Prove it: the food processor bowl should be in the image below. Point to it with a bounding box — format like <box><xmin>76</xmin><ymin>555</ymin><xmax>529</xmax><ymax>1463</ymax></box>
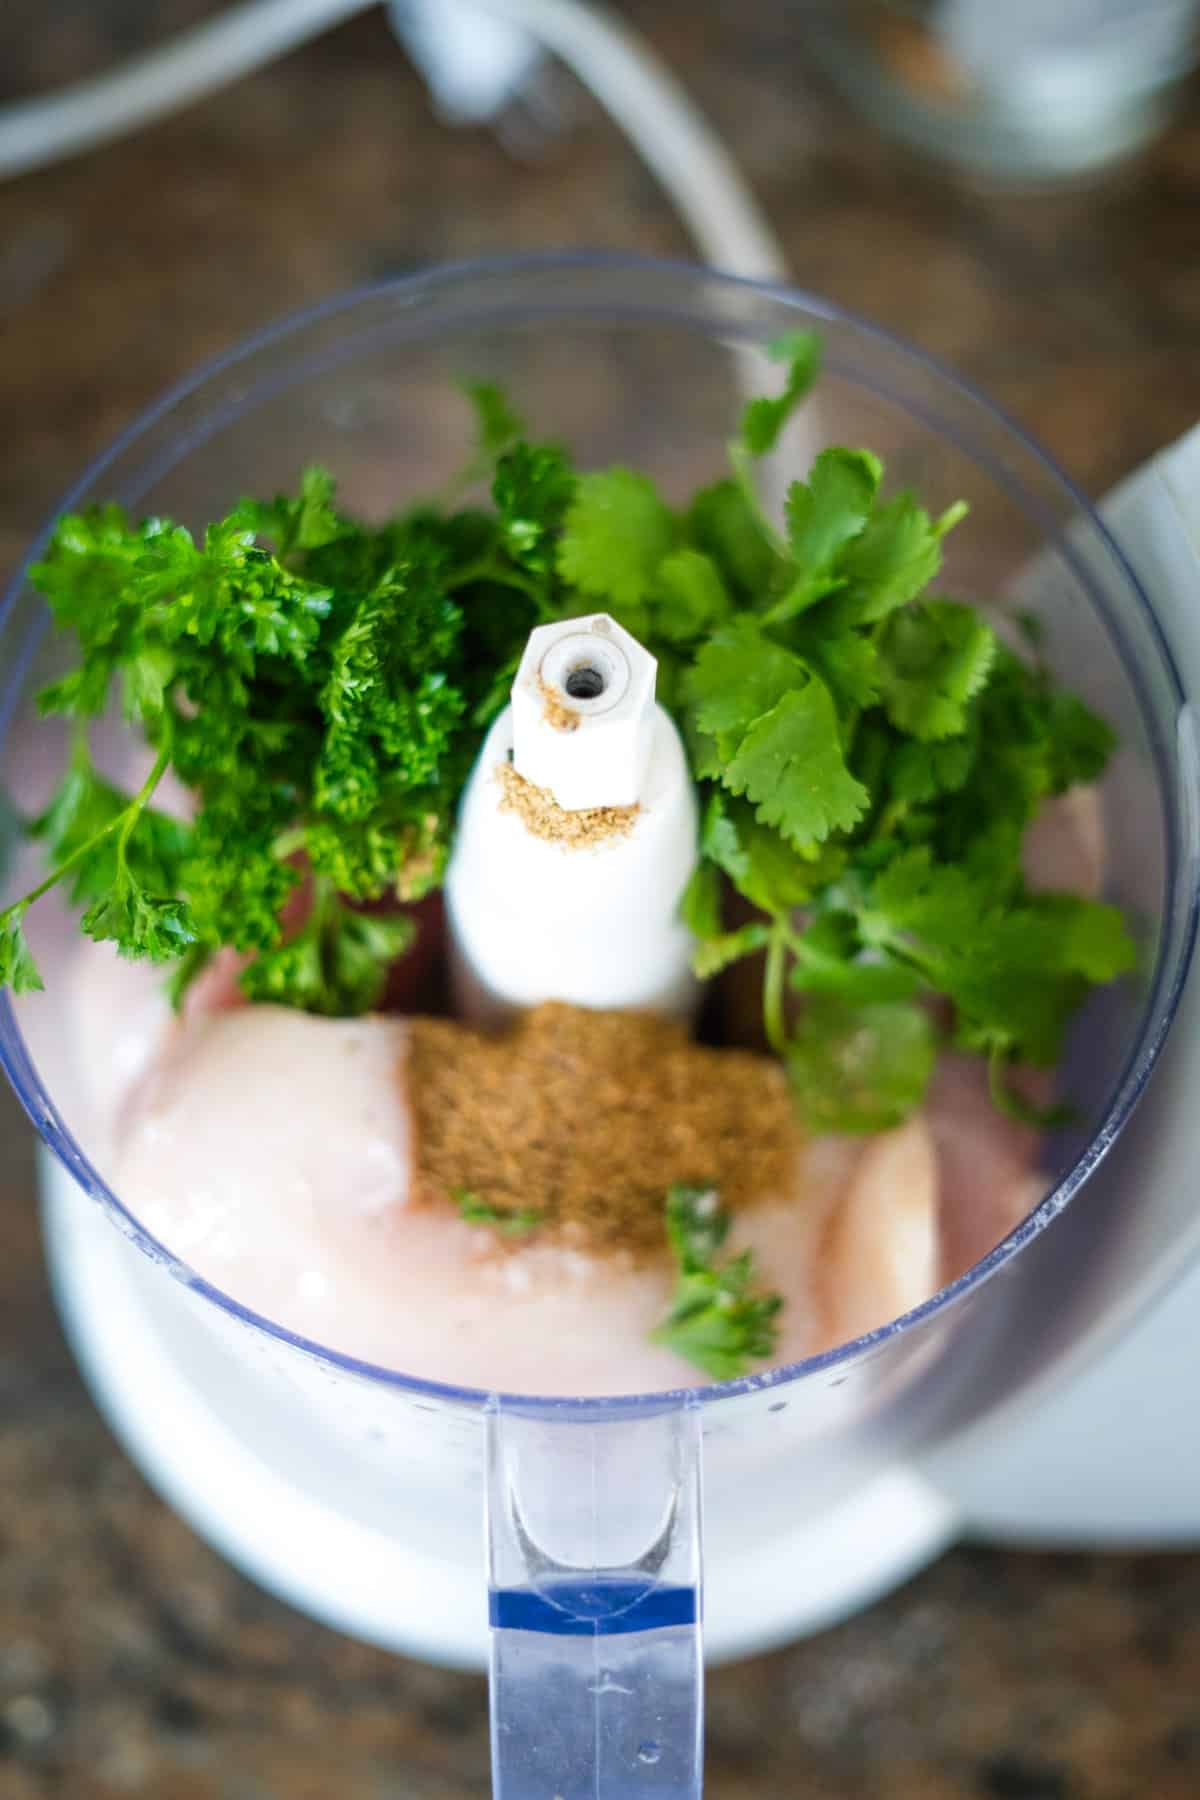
<box><xmin>1</xmin><ymin>255</ymin><xmax>1196</xmax><ymax>1789</ymax></box>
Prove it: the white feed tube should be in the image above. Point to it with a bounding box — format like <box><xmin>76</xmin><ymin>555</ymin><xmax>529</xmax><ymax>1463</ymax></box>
<box><xmin>444</xmin><ymin>613</ymin><xmax>699</xmax><ymax>1023</ymax></box>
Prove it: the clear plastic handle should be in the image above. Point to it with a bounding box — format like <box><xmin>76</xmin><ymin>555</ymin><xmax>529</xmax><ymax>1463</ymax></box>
<box><xmin>486</xmin><ymin>1397</ymin><xmax>704</xmax><ymax>1797</ymax></box>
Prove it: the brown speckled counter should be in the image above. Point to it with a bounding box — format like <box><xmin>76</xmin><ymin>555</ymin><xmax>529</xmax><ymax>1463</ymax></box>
<box><xmin>3</xmin><ymin>6</ymin><xmax>1200</xmax><ymax>1795</ymax></box>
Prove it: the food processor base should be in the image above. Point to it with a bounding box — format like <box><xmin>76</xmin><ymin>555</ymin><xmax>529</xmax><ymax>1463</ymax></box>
<box><xmin>40</xmin><ymin>1164</ymin><xmax>957</xmax><ymax>1669</ymax></box>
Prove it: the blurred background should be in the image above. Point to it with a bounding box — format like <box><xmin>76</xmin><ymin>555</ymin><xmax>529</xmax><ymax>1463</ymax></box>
<box><xmin>2</xmin><ymin>3</ymin><xmax>1200</xmax><ymax>1796</ymax></box>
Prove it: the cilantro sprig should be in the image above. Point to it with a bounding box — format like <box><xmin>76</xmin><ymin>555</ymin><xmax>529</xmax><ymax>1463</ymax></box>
<box><xmin>3</xmin><ymin>345</ymin><xmax>1134</xmax><ymax>1143</ymax></box>
<box><xmin>652</xmin><ymin>1183</ymin><xmax>782</xmax><ymax>1380</ymax></box>
<box><xmin>670</xmin><ymin>338</ymin><xmax>1134</xmax><ymax>1131</ymax></box>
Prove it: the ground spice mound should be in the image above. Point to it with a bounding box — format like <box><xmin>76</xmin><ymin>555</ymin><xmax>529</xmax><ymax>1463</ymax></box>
<box><xmin>407</xmin><ymin>1002</ymin><xmax>800</xmax><ymax>1254</ymax></box>
<box><xmin>495</xmin><ymin>761</ymin><xmax>638</xmax><ymax>848</ymax></box>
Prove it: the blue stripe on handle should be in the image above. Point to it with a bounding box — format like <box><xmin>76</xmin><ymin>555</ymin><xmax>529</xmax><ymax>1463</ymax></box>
<box><xmin>490</xmin><ymin>1579</ymin><xmax>698</xmax><ymax>1637</ymax></box>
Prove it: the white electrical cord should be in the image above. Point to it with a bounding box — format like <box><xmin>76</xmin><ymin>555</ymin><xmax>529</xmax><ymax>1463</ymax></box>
<box><xmin>0</xmin><ymin>0</ymin><xmax>784</xmax><ymax>279</ymax></box>
<box><xmin>0</xmin><ymin>0</ymin><xmax>375</xmax><ymax>181</ymax></box>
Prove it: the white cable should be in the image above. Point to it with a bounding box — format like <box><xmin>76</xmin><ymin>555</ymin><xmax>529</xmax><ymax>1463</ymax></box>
<box><xmin>0</xmin><ymin>0</ymin><xmax>784</xmax><ymax>279</ymax></box>
<box><xmin>0</xmin><ymin>0</ymin><xmax>376</xmax><ymax>182</ymax></box>
<box><xmin>464</xmin><ymin>0</ymin><xmax>784</xmax><ymax>277</ymax></box>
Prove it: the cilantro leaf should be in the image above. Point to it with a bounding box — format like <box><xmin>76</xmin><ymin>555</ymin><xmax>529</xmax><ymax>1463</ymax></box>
<box><xmin>680</xmin><ymin>858</ymin><xmax>722</xmax><ymax>940</ymax></box>
<box><xmin>858</xmin><ymin>847</ymin><xmax>1137</xmax><ymax>1067</ymax></box>
<box><xmin>701</xmin><ymin>790</ymin><xmax>838</xmax><ymax>916</ymax></box>
<box><xmin>837</xmin><ymin>493</ymin><xmax>956</xmax><ymax>625</ymax></box>
<box><xmin>686</xmin><ymin>477</ymin><xmax>780</xmax><ymax>601</ymax></box>
<box><xmin>684</xmin><ymin>617</ymin><xmax>803</xmax><ymax>742</ymax></box>
<box><xmin>692</xmin><ymin>921</ymin><xmax>771</xmax><ymax>979</ymax></box>
<box><xmin>788</xmin><ymin>912</ymin><xmax>921</xmax><ymax>1004</ymax></box>
<box><xmin>557</xmin><ymin>469</ymin><xmax>675</xmax><ymax>612</ymax></box>
<box><xmin>771</xmin><ymin>448</ymin><xmax>882</xmax><ymax>617</ymax></box>
<box><xmin>725</xmin><ymin>681</ymin><xmax>869</xmax><ymax>851</ymax></box>
<box><xmin>1045</xmin><ymin>692</ymin><xmax>1117</xmax><ymax>791</ymax></box>
<box><xmin>652</xmin><ymin>1184</ymin><xmax>782</xmax><ymax>1380</ymax></box>
<box><xmin>455</xmin><ymin>1189</ymin><xmax>544</xmax><ymax>1236</ymax></box>
<box><xmin>653</xmin><ymin>549</ymin><xmax>731</xmax><ymax>645</ymax></box>
<box><xmin>787</xmin><ymin>995</ymin><xmax>936</xmax><ymax>1133</ymax></box>
<box><xmin>877</xmin><ymin>600</ymin><xmax>997</xmax><ymax>741</ymax></box>
<box><xmin>887</xmin><ymin>737</ymin><xmax>975</xmax><ymax>805</ymax></box>
<box><xmin>788</xmin><ymin>616</ymin><xmax>880</xmax><ymax>715</ymax></box>
<box><xmin>738</xmin><ymin>332</ymin><xmax>822</xmax><ymax>456</ymax></box>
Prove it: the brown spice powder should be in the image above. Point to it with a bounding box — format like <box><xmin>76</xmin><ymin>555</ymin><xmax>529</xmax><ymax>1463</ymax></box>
<box><xmin>495</xmin><ymin>762</ymin><xmax>638</xmax><ymax>848</ymax></box>
<box><xmin>407</xmin><ymin>1002</ymin><xmax>800</xmax><ymax>1254</ymax></box>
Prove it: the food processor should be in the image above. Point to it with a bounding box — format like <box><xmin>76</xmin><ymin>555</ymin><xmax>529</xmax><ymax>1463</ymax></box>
<box><xmin>1</xmin><ymin>255</ymin><xmax>1198</xmax><ymax>1796</ymax></box>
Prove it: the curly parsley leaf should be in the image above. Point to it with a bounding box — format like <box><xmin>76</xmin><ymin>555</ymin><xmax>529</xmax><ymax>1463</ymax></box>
<box><xmin>652</xmin><ymin>1183</ymin><xmax>782</xmax><ymax>1380</ymax></box>
<box><xmin>315</xmin><ymin>558</ymin><xmax>465</xmax><ymax>822</ymax></box>
<box><xmin>462</xmin><ymin>380</ymin><xmax>526</xmax><ymax>460</ymax></box>
<box><xmin>0</xmin><ymin>909</ymin><xmax>43</xmax><ymax>994</ymax></box>
<box><xmin>238</xmin><ymin>892</ymin><xmax>415</xmax><ymax>1017</ymax></box>
<box><xmin>492</xmin><ymin>442</ymin><xmax>576</xmax><ymax>576</ymax></box>
<box><xmin>235</xmin><ymin>466</ymin><xmax>343</xmax><ymax>558</ymax></box>
<box><xmin>82</xmin><ymin>883</ymin><xmax>197</xmax><ymax>963</ymax></box>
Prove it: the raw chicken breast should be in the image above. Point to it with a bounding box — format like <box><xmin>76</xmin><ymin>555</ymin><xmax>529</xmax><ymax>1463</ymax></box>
<box><xmin>106</xmin><ymin>1000</ymin><xmax>867</xmax><ymax>1392</ymax></box>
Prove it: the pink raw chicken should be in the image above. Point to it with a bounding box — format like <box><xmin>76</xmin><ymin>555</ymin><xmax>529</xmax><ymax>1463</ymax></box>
<box><xmin>47</xmin><ymin>783</ymin><xmax>1103</xmax><ymax>1393</ymax></box>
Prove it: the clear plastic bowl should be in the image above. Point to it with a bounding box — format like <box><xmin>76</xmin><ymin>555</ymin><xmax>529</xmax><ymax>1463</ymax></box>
<box><xmin>1</xmin><ymin>255</ymin><xmax>1196</xmax><ymax>1793</ymax></box>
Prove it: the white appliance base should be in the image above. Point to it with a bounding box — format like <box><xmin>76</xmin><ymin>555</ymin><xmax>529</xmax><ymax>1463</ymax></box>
<box><xmin>41</xmin><ymin>1174</ymin><xmax>957</xmax><ymax>1670</ymax></box>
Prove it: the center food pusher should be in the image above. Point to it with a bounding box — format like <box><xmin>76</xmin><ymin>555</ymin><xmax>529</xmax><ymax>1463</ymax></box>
<box><xmin>2</xmin><ymin>256</ymin><xmax>1198</xmax><ymax>1797</ymax></box>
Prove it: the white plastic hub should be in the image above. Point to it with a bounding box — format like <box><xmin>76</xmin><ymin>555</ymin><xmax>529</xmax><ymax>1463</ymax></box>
<box><xmin>446</xmin><ymin>614</ymin><xmax>699</xmax><ymax>1023</ymax></box>
<box><xmin>511</xmin><ymin>613</ymin><xmax>657</xmax><ymax>811</ymax></box>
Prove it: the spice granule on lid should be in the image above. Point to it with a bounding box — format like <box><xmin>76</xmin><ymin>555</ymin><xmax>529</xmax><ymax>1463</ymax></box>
<box><xmin>407</xmin><ymin>1002</ymin><xmax>801</xmax><ymax>1254</ymax></box>
<box><xmin>494</xmin><ymin>762</ymin><xmax>638</xmax><ymax>848</ymax></box>
<box><xmin>538</xmin><ymin>676</ymin><xmax>581</xmax><ymax>733</ymax></box>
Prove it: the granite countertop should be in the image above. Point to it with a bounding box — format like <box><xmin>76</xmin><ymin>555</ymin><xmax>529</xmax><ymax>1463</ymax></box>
<box><xmin>3</xmin><ymin>5</ymin><xmax>1200</xmax><ymax>1795</ymax></box>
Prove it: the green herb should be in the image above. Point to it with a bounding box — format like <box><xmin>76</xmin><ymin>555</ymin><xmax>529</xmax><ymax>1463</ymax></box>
<box><xmin>652</xmin><ymin>1183</ymin><xmax>782</xmax><ymax>1380</ymax></box>
<box><xmin>454</xmin><ymin>1189</ymin><xmax>545</xmax><ymax>1237</ymax></box>
<box><xmin>2</xmin><ymin>342</ymin><xmax>1134</xmax><ymax>1141</ymax></box>
<box><xmin>738</xmin><ymin>331</ymin><xmax>822</xmax><ymax>456</ymax></box>
<box><xmin>673</xmin><ymin>338</ymin><xmax>1133</xmax><ymax>1130</ymax></box>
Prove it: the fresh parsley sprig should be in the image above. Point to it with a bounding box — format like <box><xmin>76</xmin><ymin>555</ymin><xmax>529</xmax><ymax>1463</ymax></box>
<box><xmin>652</xmin><ymin>1183</ymin><xmax>782</xmax><ymax>1380</ymax></box>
